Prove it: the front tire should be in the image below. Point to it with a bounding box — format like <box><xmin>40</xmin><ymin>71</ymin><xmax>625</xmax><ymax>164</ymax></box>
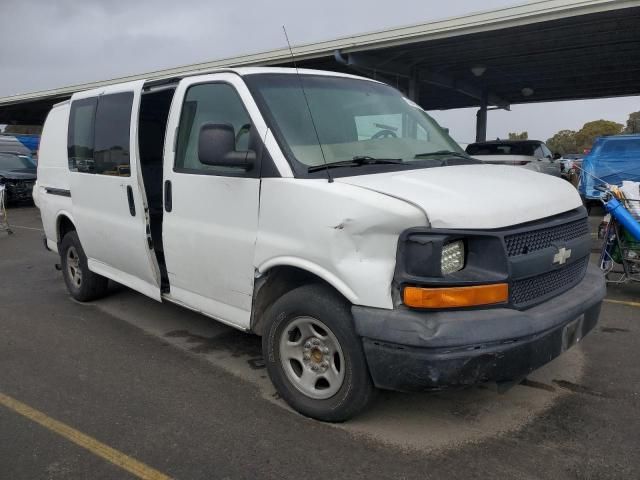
<box><xmin>60</xmin><ymin>231</ymin><xmax>109</xmax><ymax>302</ymax></box>
<box><xmin>262</xmin><ymin>284</ymin><xmax>375</xmax><ymax>422</ymax></box>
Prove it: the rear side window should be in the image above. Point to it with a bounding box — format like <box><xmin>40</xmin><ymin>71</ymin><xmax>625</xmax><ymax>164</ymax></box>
<box><xmin>94</xmin><ymin>92</ymin><xmax>133</xmax><ymax>176</ymax></box>
<box><xmin>68</xmin><ymin>92</ymin><xmax>133</xmax><ymax>176</ymax></box>
<box><xmin>68</xmin><ymin>98</ymin><xmax>97</xmax><ymax>172</ymax></box>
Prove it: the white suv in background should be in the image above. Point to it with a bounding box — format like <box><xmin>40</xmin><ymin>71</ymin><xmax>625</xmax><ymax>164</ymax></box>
<box><xmin>466</xmin><ymin>140</ymin><xmax>562</xmax><ymax>177</ymax></box>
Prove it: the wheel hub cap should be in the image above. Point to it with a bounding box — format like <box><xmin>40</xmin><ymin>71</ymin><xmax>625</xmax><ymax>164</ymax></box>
<box><xmin>66</xmin><ymin>246</ymin><xmax>82</xmax><ymax>288</ymax></box>
<box><xmin>303</xmin><ymin>338</ymin><xmax>330</xmax><ymax>373</ymax></box>
<box><xmin>279</xmin><ymin>316</ymin><xmax>345</xmax><ymax>400</ymax></box>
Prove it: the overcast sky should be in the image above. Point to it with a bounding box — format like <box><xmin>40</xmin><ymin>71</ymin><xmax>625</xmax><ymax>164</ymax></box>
<box><xmin>2</xmin><ymin>0</ymin><xmax>638</xmax><ymax>142</ymax></box>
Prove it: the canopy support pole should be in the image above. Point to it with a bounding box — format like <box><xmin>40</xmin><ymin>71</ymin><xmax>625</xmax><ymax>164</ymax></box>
<box><xmin>475</xmin><ymin>92</ymin><xmax>488</xmax><ymax>142</ymax></box>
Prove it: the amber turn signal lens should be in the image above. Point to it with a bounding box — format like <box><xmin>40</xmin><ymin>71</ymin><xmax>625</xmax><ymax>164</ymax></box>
<box><xmin>403</xmin><ymin>283</ymin><xmax>509</xmax><ymax>308</ymax></box>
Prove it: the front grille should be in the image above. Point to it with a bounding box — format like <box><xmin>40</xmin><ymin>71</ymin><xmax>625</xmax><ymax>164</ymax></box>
<box><xmin>504</xmin><ymin>218</ymin><xmax>589</xmax><ymax>257</ymax></box>
<box><xmin>511</xmin><ymin>256</ymin><xmax>589</xmax><ymax>307</ymax></box>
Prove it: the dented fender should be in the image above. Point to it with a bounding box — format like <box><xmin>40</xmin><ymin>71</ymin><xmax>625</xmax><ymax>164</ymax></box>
<box><xmin>254</xmin><ymin>178</ymin><xmax>427</xmax><ymax>309</ymax></box>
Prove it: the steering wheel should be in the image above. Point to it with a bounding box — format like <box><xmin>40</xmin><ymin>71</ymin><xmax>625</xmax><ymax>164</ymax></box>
<box><xmin>236</xmin><ymin>123</ymin><xmax>251</xmax><ymax>146</ymax></box>
<box><xmin>371</xmin><ymin>129</ymin><xmax>397</xmax><ymax>140</ymax></box>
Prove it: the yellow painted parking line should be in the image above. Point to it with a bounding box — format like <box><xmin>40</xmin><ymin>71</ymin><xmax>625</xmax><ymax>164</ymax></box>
<box><xmin>604</xmin><ymin>298</ymin><xmax>640</xmax><ymax>308</ymax></box>
<box><xmin>0</xmin><ymin>392</ymin><xmax>171</xmax><ymax>480</ymax></box>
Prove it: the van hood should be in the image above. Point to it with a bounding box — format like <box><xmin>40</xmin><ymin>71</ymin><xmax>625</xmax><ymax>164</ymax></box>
<box><xmin>335</xmin><ymin>164</ymin><xmax>582</xmax><ymax>229</ymax></box>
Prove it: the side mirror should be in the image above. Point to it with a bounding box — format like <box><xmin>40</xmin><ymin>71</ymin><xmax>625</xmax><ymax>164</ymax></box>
<box><xmin>198</xmin><ymin>123</ymin><xmax>255</xmax><ymax>170</ymax></box>
<box><xmin>553</xmin><ymin>153</ymin><xmax>562</xmax><ymax>160</ymax></box>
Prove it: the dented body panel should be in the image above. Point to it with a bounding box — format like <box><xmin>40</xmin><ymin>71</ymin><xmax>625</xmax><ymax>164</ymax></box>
<box><xmin>255</xmin><ymin>178</ymin><xmax>426</xmax><ymax>309</ymax></box>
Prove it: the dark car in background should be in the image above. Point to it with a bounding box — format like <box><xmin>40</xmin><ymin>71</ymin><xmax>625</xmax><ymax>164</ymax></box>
<box><xmin>0</xmin><ymin>152</ymin><xmax>37</xmax><ymax>204</ymax></box>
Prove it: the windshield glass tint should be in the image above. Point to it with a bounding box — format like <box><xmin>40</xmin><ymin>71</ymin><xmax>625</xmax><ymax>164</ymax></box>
<box><xmin>0</xmin><ymin>153</ymin><xmax>35</xmax><ymax>169</ymax></box>
<box><xmin>246</xmin><ymin>74</ymin><xmax>463</xmax><ymax>170</ymax></box>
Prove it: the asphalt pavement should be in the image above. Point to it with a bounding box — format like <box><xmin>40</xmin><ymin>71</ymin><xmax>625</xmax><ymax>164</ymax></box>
<box><xmin>1</xmin><ymin>206</ymin><xmax>639</xmax><ymax>479</ymax></box>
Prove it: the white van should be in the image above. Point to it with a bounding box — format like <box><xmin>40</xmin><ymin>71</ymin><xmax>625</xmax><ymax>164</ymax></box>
<box><xmin>35</xmin><ymin>68</ymin><xmax>605</xmax><ymax>421</ymax></box>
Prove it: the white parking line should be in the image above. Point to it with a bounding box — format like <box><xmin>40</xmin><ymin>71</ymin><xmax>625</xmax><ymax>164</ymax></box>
<box><xmin>6</xmin><ymin>224</ymin><xmax>43</xmax><ymax>231</ymax></box>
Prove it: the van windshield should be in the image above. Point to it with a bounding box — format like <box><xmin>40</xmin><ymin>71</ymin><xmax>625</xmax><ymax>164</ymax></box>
<box><xmin>245</xmin><ymin>73</ymin><xmax>470</xmax><ymax>176</ymax></box>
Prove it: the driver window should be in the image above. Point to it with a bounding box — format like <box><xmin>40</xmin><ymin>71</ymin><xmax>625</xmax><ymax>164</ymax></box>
<box><xmin>175</xmin><ymin>83</ymin><xmax>252</xmax><ymax>174</ymax></box>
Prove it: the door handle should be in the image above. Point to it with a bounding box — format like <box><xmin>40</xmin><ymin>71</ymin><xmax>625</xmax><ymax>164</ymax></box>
<box><xmin>126</xmin><ymin>185</ymin><xmax>136</xmax><ymax>216</ymax></box>
<box><xmin>164</xmin><ymin>180</ymin><xmax>172</xmax><ymax>212</ymax></box>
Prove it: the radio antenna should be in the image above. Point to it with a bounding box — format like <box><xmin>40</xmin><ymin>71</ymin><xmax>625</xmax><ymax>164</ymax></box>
<box><xmin>282</xmin><ymin>25</ymin><xmax>333</xmax><ymax>183</ymax></box>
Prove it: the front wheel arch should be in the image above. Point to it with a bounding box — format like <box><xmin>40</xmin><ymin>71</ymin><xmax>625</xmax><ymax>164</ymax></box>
<box><xmin>251</xmin><ymin>265</ymin><xmax>352</xmax><ymax>336</ymax></box>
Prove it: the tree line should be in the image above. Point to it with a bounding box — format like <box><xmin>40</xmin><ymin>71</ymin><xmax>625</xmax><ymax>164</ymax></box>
<box><xmin>507</xmin><ymin>111</ymin><xmax>639</xmax><ymax>154</ymax></box>
<box><xmin>545</xmin><ymin>111</ymin><xmax>640</xmax><ymax>155</ymax></box>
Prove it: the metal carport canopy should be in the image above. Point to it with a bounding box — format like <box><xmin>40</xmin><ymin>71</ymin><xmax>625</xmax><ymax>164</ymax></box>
<box><xmin>1</xmin><ymin>0</ymin><xmax>639</xmax><ymax>127</ymax></box>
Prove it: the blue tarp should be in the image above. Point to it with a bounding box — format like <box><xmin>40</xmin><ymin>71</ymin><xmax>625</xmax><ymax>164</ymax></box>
<box><xmin>13</xmin><ymin>134</ymin><xmax>40</xmax><ymax>153</ymax></box>
<box><xmin>580</xmin><ymin>134</ymin><xmax>640</xmax><ymax>199</ymax></box>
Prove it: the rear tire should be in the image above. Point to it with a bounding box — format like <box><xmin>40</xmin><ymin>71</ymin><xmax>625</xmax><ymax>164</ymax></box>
<box><xmin>60</xmin><ymin>231</ymin><xmax>109</xmax><ymax>302</ymax></box>
<box><xmin>262</xmin><ymin>284</ymin><xmax>375</xmax><ymax>422</ymax></box>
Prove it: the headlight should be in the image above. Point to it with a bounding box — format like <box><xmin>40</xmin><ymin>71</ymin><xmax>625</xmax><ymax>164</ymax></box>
<box><xmin>441</xmin><ymin>240</ymin><xmax>464</xmax><ymax>274</ymax></box>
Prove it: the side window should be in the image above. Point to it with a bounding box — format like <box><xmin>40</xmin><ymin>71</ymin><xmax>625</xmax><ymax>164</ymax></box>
<box><xmin>93</xmin><ymin>92</ymin><xmax>133</xmax><ymax>176</ymax></box>
<box><xmin>541</xmin><ymin>144</ymin><xmax>553</xmax><ymax>158</ymax></box>
<box><xmin>68</xmin><ymin>97</ymin><xmax>97</xmax><ymax>173</ymax></box>
<box><xmin>175</xmin><ymin>83</ymin><xmax>253</xmax><ymax>175</ymax></box>
<box><xmin>68</xmin><ymin>92</ymin><xmax>133</xmax><ymax>176</ymax></box>
<box><xmin>534</xmin><ymin>145</ymin><xmax>545</xmax><ymax>159</ymax></box>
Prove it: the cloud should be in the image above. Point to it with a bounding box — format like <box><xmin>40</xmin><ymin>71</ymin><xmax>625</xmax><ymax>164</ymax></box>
<box><xmin>2</xmin><ymin>0</ymin><xmax>637</xmax><ymax>140</ymax></box>
<box><xmin>0</xmin><ymin>0</ymin><xmax>518</xmax><ymax>95</ymax></box>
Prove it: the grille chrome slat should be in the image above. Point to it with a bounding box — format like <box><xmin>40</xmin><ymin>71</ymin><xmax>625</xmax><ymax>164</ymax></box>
<box><xmin>504</xmin><ymin>218</ymin><xmax>589</xmax><ymax>257</ymax></box>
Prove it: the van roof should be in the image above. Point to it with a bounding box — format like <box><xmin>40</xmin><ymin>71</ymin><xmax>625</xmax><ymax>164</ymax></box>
<box><xmin>73</xmin><ymin>67</ymin><xmax>381</xmax><ymax>98</ymax></box>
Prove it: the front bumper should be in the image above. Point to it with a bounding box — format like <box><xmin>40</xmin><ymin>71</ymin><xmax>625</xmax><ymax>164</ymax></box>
<box><xmin>352</xmin><ymin>264</ymin><xmax>605</xmax><ymax>392</ymax></box>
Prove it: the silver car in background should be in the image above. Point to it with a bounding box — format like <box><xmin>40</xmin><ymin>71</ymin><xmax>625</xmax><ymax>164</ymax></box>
<box><xmin>466</xmin><ymin>140</ymin><xmax>562</xmax><ymax>177</ymax></box>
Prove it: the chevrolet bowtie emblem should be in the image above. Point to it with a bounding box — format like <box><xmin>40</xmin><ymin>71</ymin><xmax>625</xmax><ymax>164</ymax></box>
<box><xmin>553</xmin><ymin>247</ymin><xmax>572</xmax><ymax>265</ymax></box>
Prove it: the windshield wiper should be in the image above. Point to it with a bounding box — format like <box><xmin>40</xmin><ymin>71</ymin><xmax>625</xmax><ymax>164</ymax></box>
<box><xmin>308</xmin><ymin>156</ymin><xmax>403</xmax><ymax>172</ymax></box>
<box><xmin>414</xmin><ymin>150</ymin><xmax>470</xmax><ymax>159</ymax></box>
